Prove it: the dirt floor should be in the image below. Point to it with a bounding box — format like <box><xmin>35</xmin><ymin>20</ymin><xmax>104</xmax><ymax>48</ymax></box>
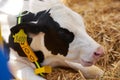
<box><xmin>45</xmin><ymin>0</ymin><xmax>120</xmax><ymax>80</ymax></box>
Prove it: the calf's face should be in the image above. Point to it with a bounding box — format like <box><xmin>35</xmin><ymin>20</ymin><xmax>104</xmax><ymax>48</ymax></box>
<box><xmin>10</xmin><ymin>9</ymin><xmax>104</xmax><ymax>67</ymax></box>
<box><xmin>49</xmin><ymin>9</ymin><xmax>104</xmax><ymax>66</ymax></box>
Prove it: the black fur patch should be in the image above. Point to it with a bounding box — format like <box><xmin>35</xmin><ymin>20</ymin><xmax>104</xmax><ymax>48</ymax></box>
<box><xmin>9</xmin><ymin>10</ymin><xmax>74</xmax><ymax>59</ymax></box>
<box><xmin>44</xmin><ymin>27</ymin><xmax>74</xmax><ymax>56</ymax></box>
<box><xmin>34</xmin><ymin>51</ymin><xmax>44</xmax><ymax>63</ymax></box>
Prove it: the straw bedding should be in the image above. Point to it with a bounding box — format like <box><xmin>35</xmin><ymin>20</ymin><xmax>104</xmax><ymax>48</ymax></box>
<box><xmin>45</xmin><ymin>0</ymin><xmax>120</xmax><ymax>79</ymax></box>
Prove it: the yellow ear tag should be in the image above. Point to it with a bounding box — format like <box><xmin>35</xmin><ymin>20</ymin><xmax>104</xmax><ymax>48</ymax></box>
<box><xmin>35</xmin><ymin>66</ymin><xmax>52</xmax><ymax>74</ymax></box>
<box><xmin>13</xmin><ymin>29</ymin><xmax>27</xmax><ymax>44</ymax></box>
<box><xmin>13</xmin><ymin>29</ymin><xmax>38</xmax><ymax>62</ymax></box>
<box><xmin>13</xmin><ymin>29</ymin><xmax>52</xmax><ymax>75</ymax></box>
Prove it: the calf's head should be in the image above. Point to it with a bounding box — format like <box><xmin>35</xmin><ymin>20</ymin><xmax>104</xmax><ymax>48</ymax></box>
<box><xmin>10</xmin><ymin>9</ymin><xmax>104</xmax><ymax>67</ymax></box>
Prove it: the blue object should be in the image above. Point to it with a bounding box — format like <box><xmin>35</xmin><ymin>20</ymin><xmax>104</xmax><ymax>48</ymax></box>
<box><xmin>0</xmin><ymin>50</ymin><xmax>11</xmax><ymax>80</ymax></box>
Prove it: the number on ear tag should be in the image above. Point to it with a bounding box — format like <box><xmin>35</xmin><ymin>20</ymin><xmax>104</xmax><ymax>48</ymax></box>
<box><xmin>13</xmin><ymin>29</ymin><xmax>27</xmax><ymax>44</ymax></box>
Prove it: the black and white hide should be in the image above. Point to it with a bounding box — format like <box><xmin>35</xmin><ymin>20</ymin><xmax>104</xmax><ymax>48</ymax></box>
<box><xmin>0</xmin><ymin>0</ymin><xmax>104</xmax><ymax>80</ymax></box>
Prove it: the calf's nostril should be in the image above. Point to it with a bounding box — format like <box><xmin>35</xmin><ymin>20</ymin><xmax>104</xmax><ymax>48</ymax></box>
<box><xmin>94</xmin><ymin>47</ymin><xmax>104</xmax><ymax>57</ymax></box>
<box><xmin>94</xmin><ymin>52</ymin><xmax>101</xmax><ymax>56</ymax></box>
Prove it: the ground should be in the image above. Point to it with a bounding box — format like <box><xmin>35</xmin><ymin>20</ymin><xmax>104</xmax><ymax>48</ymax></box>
<box><xmin>45</xmin><ymin>0</ymin><xmax>120</xmax><ymax>80</ymax></box>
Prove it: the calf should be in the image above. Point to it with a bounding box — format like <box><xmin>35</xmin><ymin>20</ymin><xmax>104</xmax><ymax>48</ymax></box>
<box><xmin>0</xmin><ymin>0</ymin><xmax>104</xmax><ymax>79</ymax></box>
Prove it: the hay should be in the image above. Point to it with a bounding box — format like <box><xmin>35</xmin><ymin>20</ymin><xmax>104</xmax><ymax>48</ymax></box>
<box><xmin>45</xmin><ymin>0</ymin><xmax>120</xmax><ymax>79</ymax></box>
<box><xmin>45</xmin><ymin>67</ymin><xmax>86</xmax><ymax>80</ymax></box>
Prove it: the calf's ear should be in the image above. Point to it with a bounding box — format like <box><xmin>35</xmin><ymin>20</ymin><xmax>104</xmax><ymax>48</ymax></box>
<box><xmin>10</xmin><ymin>24</ymin><xmax>26</xmax><ymax>34</ymax></box>
<box><xmin>10</xmin><ymin>23</ymin><xmax>40</xmax><ymax>34</ymax></box>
